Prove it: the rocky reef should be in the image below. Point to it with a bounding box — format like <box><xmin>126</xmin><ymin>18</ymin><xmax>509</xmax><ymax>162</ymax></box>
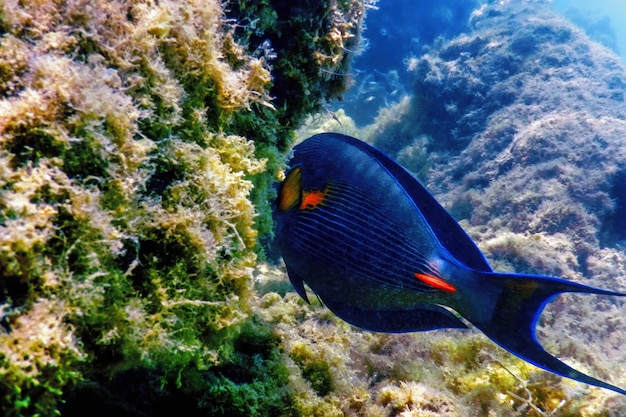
<box><xmin>4</xmin><ymin>0</ymin><xmax>626</xmax><ymax>416</ymax></box>
<box><xmin>373</xmin><ymin>0</ymin><xmax>626</xmax><ymax>287</ymax></box>
<box><xmin>280</xmin><ymin>1</ymin><xmax>626</xmax><ymax>415</ymax></box>
<box><xmin>0</xmin><ymin>0</ymin><xmax>367</xmax><ymax>415</ymax></box>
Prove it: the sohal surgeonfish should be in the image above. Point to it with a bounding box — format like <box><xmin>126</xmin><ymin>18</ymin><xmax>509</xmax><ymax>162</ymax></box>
<box><xmin>273</xmin><ymin>132</ymin><xmax>626</xmax><ymax>395</ymax></box>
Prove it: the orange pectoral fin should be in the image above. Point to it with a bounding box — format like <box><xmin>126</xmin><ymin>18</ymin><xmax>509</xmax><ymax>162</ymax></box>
<box><xmin>414</xmin><ymin>273</ymin><xmax>457</xmax><ymax>293</ymax></box>
<box><xmin>278</xmin><ymin>167</ymin><xmax>302</xmax><ymax>212</ymax></box>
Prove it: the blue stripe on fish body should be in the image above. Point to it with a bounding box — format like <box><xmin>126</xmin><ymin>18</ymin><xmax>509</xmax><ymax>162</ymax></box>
<box><xmin>273</xmin><ymin>132</ymin><xmax>626</xmax><ymax>395</ymax></box>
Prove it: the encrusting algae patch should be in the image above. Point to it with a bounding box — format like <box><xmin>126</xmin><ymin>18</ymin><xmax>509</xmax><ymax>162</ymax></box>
<box><xmin>0</xmin><ymin>0</ymin><xmax>368</xmax><ymax>415</ymax></box>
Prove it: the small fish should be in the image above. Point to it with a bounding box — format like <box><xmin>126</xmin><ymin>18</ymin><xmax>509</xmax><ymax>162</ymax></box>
<box><xmin>273</xmin><ymin>132</ymin><xmax>626</xmax><ymax>395</ymax></box>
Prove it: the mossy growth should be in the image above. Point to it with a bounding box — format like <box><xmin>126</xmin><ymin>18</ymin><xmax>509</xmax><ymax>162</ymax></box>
<box><xmin>225</xmin><ymin>0</ymin><xmax>371</xmax><ymax>129</ymax></box>
<box><xmin>290</xmin><ymin>341</ymin><xmax>336</xmax><ymax>397</ymax></box>
<box><xmin>0</xmin><ymin>0</ymin><xmax>365</xmax><ymax>416</ymax></box>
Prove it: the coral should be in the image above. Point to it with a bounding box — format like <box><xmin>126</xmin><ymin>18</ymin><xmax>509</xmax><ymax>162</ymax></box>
<box><xmin>0</xmin><ymin>0</ymin><xmax>366</xmax><ymax>415</ymax></box>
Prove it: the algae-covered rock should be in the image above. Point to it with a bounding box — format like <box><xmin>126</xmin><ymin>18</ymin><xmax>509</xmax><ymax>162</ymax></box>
<box><xmin>0</xmin><ymin>0</ymin><xmax>367</xmax><ymax>415</ymax></box>
<box><xmin>370</xmin><ymin>1</ymin><xmax>626</xmax><ymax>283</ymax></box>
<box><xmin>225</xmin><ymin>0</ymin><xmax>367</xmax><ymax>127</ymax></box>
<box><xmin>338</xmin><ymin>0</ymin><xmax>481</xmax><ymax>126</ymax></box>
<box><xmin>364</xmin><ymin>1</ymin><xmax>626</xmax><ymax>414</ymax></box>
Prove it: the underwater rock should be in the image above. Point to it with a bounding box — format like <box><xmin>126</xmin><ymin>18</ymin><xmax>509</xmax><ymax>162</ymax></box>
<box><xmin>225</xmin><ymin>0</ymin><xmax>368</xmax><ymax>129</ymax></box>
<box><xmin>557</xmin><ymin>5</ymin><xmax>620</xmax><ymax>56</ymax></box>
<box><xmin>365</xmin><ymin>0</ymin><xmax>626</xmax><ymax>413</ymax></box>
<box><xmin>338</xmin><ymin>0</ymin><xmax>482</xmax><ymax>126</ymax></box>
<box><xmin>373</xmin><ymin>1</ymin><xmax>626</xmax><ymax>265</ymax></box>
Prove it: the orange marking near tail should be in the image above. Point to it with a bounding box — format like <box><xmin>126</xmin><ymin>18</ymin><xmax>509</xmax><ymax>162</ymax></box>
<box><xmin>414</xmin><ymin>273</ymin><xmax>457</xmax><ymax>293</ymax></box>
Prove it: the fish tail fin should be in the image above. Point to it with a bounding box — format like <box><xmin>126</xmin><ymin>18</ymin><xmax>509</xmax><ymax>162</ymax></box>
<box><xmin>474</xmin><ymin>272</ymin><xmax>626</xmax><ymax>395</ymax></box>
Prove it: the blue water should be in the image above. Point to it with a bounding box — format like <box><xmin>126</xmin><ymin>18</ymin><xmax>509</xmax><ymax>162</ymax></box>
<box><xmin>341</xmin><ymin>0</ymin><xmax>626</xmax><ymax>126</ymax></box>
<box><xmin>553</xmin><ymin>0</ymin><xmax>626</xmax><ymax>63</ymax></box>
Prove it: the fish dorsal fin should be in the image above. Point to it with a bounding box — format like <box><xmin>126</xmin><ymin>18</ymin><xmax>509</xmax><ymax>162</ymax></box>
<box><xmin>314</xmin><ymin>133</ymin><xmax>492</xmax><ymax>272</ymax></box>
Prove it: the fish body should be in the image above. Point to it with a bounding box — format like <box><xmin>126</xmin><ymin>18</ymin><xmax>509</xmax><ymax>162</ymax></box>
<box><xmin>273</xmin><ymin>132</ymin><xmax>626</xmax><ymax>395</ymax></box>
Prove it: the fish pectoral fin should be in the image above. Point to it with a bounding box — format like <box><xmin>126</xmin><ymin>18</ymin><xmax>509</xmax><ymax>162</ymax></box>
<box><xmin>476</xmin><ymin>272</ymin><xmax>626</xmax><ymax>395</ymax></box>
<box><xmin>278</xmin><ymin>166</ymin><xmax>302</xmax><ymax>212</ymax></box>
